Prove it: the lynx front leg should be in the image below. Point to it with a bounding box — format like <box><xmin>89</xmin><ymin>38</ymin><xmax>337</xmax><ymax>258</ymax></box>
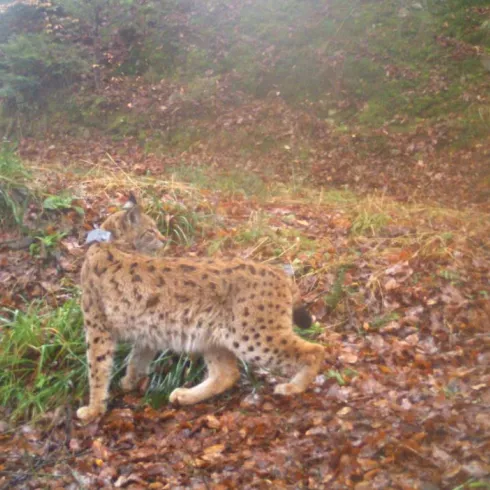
<box><xmin>77</xmin><ymin>325</ymin><xmax>115</xmax><ymax>422</ymax></box>
<box><xmin>120</xmin><ymin>345</ymin><xmax>157</xmax><ymax>392</ymax></box>
<box><xmin>169</xmin><ymin>349</ymin><xmax>239</xmax><ymax>405</ymax></box>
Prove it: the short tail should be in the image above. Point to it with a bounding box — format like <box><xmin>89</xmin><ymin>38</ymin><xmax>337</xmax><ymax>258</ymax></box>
<box><xmin>289</xmin><ymin>276</ymin><xmax>313</xmax><ymax>329</ymax></box>
<box><xmin>293</xmin><ymin>305</ymin><xmax>313</xmax><ymax>329</ymax></box>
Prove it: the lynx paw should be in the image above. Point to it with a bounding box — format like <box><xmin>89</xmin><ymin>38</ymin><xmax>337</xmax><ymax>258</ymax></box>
<box><xmin>77</xmin><ymin>405</ymin><xmax>105</xmax><ymax>422</ymax></box>
<box><xmin>274</xmin><ymin>383</ymin><xmax>303</xmax><ymax>396</ymax></box>
<box><xmin>169</xmin><ymin>387</ymin><xmax>199</xmax><ymax>405</ymax></box>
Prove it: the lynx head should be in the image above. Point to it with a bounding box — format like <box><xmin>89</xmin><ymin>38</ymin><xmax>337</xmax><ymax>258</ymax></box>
<box><xmin>100</xmin><ymin>193</ymin><xmax>165</xmax><ymax>253</ymax></box>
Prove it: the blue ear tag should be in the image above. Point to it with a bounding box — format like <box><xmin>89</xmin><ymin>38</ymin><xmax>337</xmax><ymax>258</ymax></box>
<box><xmin>282</xmin><ymin>264</ymin><xmax>294</xmax><ymax>277</ymax></box>
<box><xmin>86</xmin><ymin>229</ymin><xmax>113</xmax><ymax>245</ymax></box>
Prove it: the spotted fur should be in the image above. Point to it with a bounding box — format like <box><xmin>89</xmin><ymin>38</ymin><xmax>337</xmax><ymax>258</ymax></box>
<box><xmin>77</xmin><ymin>199</ymin><xmax>324</xmax><ymax>422</ymax></box>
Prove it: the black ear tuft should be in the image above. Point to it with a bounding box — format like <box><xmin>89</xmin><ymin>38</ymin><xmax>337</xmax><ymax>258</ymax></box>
<box><xmin>128</xmin><ymin>192</ymin><xmax>138</xmax><ymax>206</ymax></box>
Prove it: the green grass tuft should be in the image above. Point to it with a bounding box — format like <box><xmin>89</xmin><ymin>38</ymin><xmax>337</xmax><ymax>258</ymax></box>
<box><xmin>351</xmin><ymin>211</ymin><xmax>391</xmax><ymax>236</ymax></box>
<box><xmin>144</xmin><ymin>353</ymin><xmax>205</xmax><ymax>408</ymax></box>
<box><xmin>0</xmin><ymin>145</ymin><xmax>36</xmax><ymax>228</ymax></box>
<box><xmin>146</xmin><ymin>193</ymin><xmax>202</xmax><ymax>247</ymax></box>
<box><xmin>0</xmin><ymin>299</ymin><xmax>86</xmax><ymax>421</ymax></box>
<box><xmin>324</xmin><ymin>268</ymin><xmax>348</xmax><ymax>311</ymax></box>
<box><xmin>29</xmin><ymin>231</ymin><xmax>67</xmax><ymax>259</ymax></box>
<box><xmin>295</xmin><ymin>321</ymin><xmax>324</xmax><ymax>341</ymax></box>
<box><xmin>369</xmin><ymin>312</ymin><xmax>401</xmax><ymax>330</ymax></box>
<box><xmin>451</xmin><ymin>478</ymin><xmax>490</xmax><ymax>490</ymax></box>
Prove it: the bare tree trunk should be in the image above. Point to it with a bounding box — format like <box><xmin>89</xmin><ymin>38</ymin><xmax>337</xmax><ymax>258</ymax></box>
<box><xmin>92</xmin><ymin>0</ymin><xmax>102</xmax><ymax>90</ymax></box>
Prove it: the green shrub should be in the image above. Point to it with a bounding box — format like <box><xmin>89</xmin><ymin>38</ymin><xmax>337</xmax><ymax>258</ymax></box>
<box><xmin>0</xmin><ymin>33</ymin><xmax>89</xmax><ymax>114</ymax></box>
<box><xmin>0</xmin><ymin>3</ymin><xmax>46</xmax><ymax>44</ymax></box>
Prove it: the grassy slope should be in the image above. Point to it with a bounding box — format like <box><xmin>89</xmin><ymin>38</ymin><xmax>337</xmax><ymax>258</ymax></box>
<box><xmin>82</xmin><ymin>1</ymin><xmax>487</xmax><ymax>136</ymax></box>
<box><xmin>4</xmin><ymin>1</ymin><xmax>489</xmax><ymax>149</ymax></box>
<box><xmin>7</xmin><ymin>0</ymin><xmax>488</xmax><ymax>209</ymax></box>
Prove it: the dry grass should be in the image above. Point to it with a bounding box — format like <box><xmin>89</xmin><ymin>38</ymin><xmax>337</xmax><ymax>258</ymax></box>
<box><xmin>22</xmin><ymin>158</ymin><xmax>490</xmax><ymax>280</ymax></box>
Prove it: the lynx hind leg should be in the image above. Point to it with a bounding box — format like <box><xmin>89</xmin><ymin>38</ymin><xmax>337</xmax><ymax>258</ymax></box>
<box><xmin>273</xmin><ymin>334</ymin><xmax>325</xmax><ymax>396</ymax></box>
<box><xmin>120</xmin><ymin>345</ymin><xmax>157</xmax><ymax>392</ymax></box>
<box><xmin>77</xmin><ymin>318</ymin><xmax>116</xmax><ymax>423</ymax></box>
<box><xmin>170</xmin><ymin>349</ymin><xmax>240</xmax><ymax>405</ymax></box>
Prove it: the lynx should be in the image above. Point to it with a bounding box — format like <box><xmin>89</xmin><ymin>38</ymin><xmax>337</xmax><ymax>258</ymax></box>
<box><xmin>77</xmin><ymin>196</ymin><xmax>325</xmax><ymax>422</ymax></box>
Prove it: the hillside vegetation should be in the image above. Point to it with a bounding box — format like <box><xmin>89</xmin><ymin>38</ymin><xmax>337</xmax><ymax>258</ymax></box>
<box><xmin>1</xmin><ymin>0</ymin><xmax>489</xmax><ymax>206</ymax></box>
<box><xmin>0</xmin><ymin>1</ymin><xmax>489</xmax><ymax>489</ymax></box>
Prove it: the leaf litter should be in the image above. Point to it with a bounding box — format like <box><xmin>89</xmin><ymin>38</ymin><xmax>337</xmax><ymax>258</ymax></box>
<box><xmin>1</xmin><ymin>1</ymin><xmax>490</xmax><ymax>486</ymax></box>
<box><xmin>1</xmin><ymin>52</ymin><xmax>489</xmax><ymax>490</ymax></box>
<box><xmin>0</xmin><ymin>162</ymin><xmax>488</xmax><ymax>489</ymax></box>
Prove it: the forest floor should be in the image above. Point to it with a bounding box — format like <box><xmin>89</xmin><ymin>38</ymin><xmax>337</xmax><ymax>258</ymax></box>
<box><xmin>0</xmin><ymin>102</ymin><xmax>489</xmax><ymax>489</ymax></box>
<box><xmin>1</xmin><ymin>0</ymin><xmax>489</xmax><ymax>487</ymax></box>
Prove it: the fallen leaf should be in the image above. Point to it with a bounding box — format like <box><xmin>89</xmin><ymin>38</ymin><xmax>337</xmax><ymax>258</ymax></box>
<box><xmin>92</xmin><ymin>439</ymin><xmax>109</xmax><ymax>461</ymax></box>
<box><xmin>203</xmin><ymin>444</ymin><xmax>225</xmax><ymax>456</ymax></box>
<box><xmin>339</xmin><ymin>352</ymin><xmax>358</xmax><ymax>364</ymax></box>
<box><xmin>336</xmin><ymin>406</ymin><xmax>352</xmax><ymax>417</ymax></box>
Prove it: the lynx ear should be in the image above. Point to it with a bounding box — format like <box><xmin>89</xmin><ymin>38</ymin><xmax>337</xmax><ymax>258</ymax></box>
<box><xmin>123</xmin><ymin>192</ymin><xmax>138</xmax><ymax>210</ymax></box>
<box><xmin>125</xmin><ymin>204</ymin><xmax>142</xmax><ymax>225</ymax></box>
